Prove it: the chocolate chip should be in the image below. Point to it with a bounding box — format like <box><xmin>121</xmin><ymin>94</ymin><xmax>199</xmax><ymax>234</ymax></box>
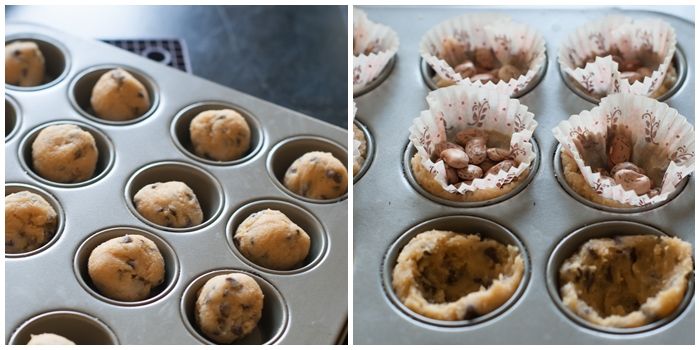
<box><xmin>326</xmin><ymin>169</ymin><xmax>343</xmax><ymax>184</ymax></box>
<box><xmin>231</xmin><ymin>325</ymin><xmax>243</xmax><ymax>336</ymax></box>
<box><xmin>309</xmin><ymin>156</ymin><xmax>318</xmax><ymax>163</ymax></box>
<box><xmin>605</xmin><ymin>265</ymin><xmax>613</xmax><ymax>282</ymax></box>
<box><xmin>126</xmin><ymin>259</ymin><xmax>136</xmax><ymax>269</ymax></box>
<box><xmin>241</xmin><ymin>303</ymin><xmax>251</xmax><ymax>310</ymax></box>
<box><xmin>13</xmin><ymin>49</ymin><xmax>20</xmax><ymax>57</ymax></box>
<box><xmin>73</xmin><ymin>147</ymin><xmax>83</xmax><ymax>159</ymax></box>
<box><xmin>463</xmin><ymin>305</ymin><xmax>479</xmax><ymax>320</ymax></box>
<box><xmin>446</xmin><ymin>269</ymin><xmax>459</xmax><ymax>284</ymax></box>
<box><xmin>111</xmin><ymin>70</ymin><xmax>126</xmax><ymax>85</ymax></box>
<box><xmin>122</xmin><ymin>236</ymin><xmax>133</xmax><ymax>243</ymax></box>
<box><xmin>289</xmin><ymin>167</ymin><xmax>297</xmax><ymax>174</ymax></box>
<box><xmin>137</xmin><ymin>91</ymin><xmax>144</xmax><ymax>98</ymax></box>
<box><xmin>6</xmin><ymin>240</ymin><xmax>14</xmax><ymax>247</ymax></box>
<box><xmin>219</xmin><ymin>302</ymin><xmax>230</xmax><ymax>317</ymax></box>
<box><xmin>217</xmin><ymin>115</ymin><xmax>226</xmax><ymax>120</ymax></box>
<box><xmin>132</xmin><ymin>107</ymin><xmax>141</xmax><ymax>116</ymax></box>
<box><xmin>484</xmin><ymin>247</ymin><xmax>499</xmax><ymax>264</ymax></box>
<box><xmin>226</xmin><ymin>277</ymin><xmax>242</xmax><ymax>290</ymax></box>
<box><xmin>630</xmin><ymin>248</ymin><xmax>637</xmax><ymax>264</ymax></box>
<box><xmin>587</xmin><ymin>248</ymin><xmax>599</xmax><ymax>259</ymax></box>
<box><xmin>151</xmin><ymin>184</ymin><xmax>158</xmax><ymax>189</ymax></box>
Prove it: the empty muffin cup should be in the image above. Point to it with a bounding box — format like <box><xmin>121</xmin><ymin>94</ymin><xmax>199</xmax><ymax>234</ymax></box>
<box><xmin>180</xmin><ymin>269</ymin><xmax>289</xmax><ymax>345</ymax></box>
<box><xmin>5</xmin><ymin>34</ymin><xmax>70</xmax><ymax>90</ymax></box>
<box><xmin>5</xmin><ymin>183</ymin><xmax>65</xmax><ymax>258</ymax></box>
<box><xmin>73</xmin><ymin>226</ymin><xmax>180</xmax><ymax>306</ymax></box>
<box><xmin>68</xmin><ymin>64</ymin><xmax>159</xmax><ymax>125</ymax></box>
<box><xmin>9</xmin><ymin>310</ymin><xmax>118</xmax><ymax>345</ymax></box>
<box><xmin>170</xmin><ymin>101</ymin><xmax>264</xmax><ymax>166</ymax></box>
<box><xmin>124</xmin><ymin>161</ymin><xmax>224</xmax><ymax>232</ymax></box>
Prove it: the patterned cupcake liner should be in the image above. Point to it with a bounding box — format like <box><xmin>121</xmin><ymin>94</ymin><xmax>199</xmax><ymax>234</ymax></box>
<box><xmin>552</xmin><ymin>93</ymin><xmax>694</xmax><ymax>207</ymax></box>
<box><xmin>419</xmin><ymin>14</ymin><xmax>546</xmax><ymax>97</ymax></box>
<box><xmin>409</xmin><ymin>85</ymin><xmax>538</xmax><ymax>194</ymax></box>
<box><xmin>353</xmin><ymin>8</ymin><xmax>399</xmax><ymax>94</ymax></box>
<box><xmin>558</xmin><ymin>15</ymin><xmax>677</xmax><ymax>98</ymax></box>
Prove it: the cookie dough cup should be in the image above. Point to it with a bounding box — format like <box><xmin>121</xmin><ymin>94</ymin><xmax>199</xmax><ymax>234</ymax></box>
<box><xmin>559</xmin><ymin>235</ymin><xmax>693</xmax><ymax>328</ymax></box>
<box><xmin>392</xmin><ymin>230</ymin><xmax>524</xmax><ymax>321</ymax></box>
<box><xmin>553</xmin><ymin>93</ymin><xmax>694</xmax><ymax>208</ymax></box>
<box><xmin>558</xmin><ymin>16</ymin><xmax>677</xmax><ymax>99</ymax></box>
<box><xmin>408</xmin><ymin>85</ymin><xmax>537</xmax><ymax>202</ymax></box>
<box><xmin>5</xmin><ymin>41</ymin><xmax>46</xmax><ymax>87</ymax></box>
<box><xmin>419</xmin><ymin>14</ymin><xmax>546</xmax><ymax>96</ymax></box>
<box><xmin>353</xmin><ymin>8</ymin><xmax>399</xmax><ymax>95</ymax></box>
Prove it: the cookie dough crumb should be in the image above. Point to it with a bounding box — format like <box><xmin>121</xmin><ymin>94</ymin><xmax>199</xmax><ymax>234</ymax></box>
<box><xmin>90</xmin><ymin>68</ymin><xmax>150</xmax><ymax>121</ymax></box>
<box><xmin>235</xmin><ymin>209</ymin><xmax>311</xmax><ymax>270</ymax></box>
<box><xmin>32</xmin><ymin>124</ymin><xmax>98</xmax><ymax>183</ymax></box>
<box><xmin>5</xmin><ymin>191</ymin><xmax>57</xmax><ymax>254</ymax></box>
<box><xmin>27</xmin><ymin>333</ymin><xmax>75</xmax><ymax>345</ymax></box>
<box><xmin>5</xmin><ymin>41</ymin><xmax>45</xmax><ymax>87</ymax></box>
<box><xmin>559</xmin><ymin>235</ymin><xmax>693</xmax><ymax>328</ymax></box>
<box><xmin>283</xmin><ymin>151</ymin><xmax>347</xmax><ymax>200</ymax></box>
<box><xmin>189</xmin><ymin>109</ymin><xmax>251</xmax><ymax>161</ymax></box>
<box><xmin>133</xmin><ymin>181</ymin><xmax>204</xmax><ymax>228</ymax></box>
<box><xmin>87</xmin><ymin>234</ymin><xmax>165</xmax><ymax>301</ymax></box>
<box><xmin>195</xmin><ymin>273</ymin><xmax>264</xmax><ymax>344</ymax></box>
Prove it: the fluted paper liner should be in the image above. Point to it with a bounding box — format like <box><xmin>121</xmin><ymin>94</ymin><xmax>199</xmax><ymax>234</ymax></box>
<box><xmin>419</xmin><ymin>14</ymin><xmax>546</xmax><ymax>97</ymax></box>
<box><xmin>559</xmin><ymin>15</ymin><xmax>677</xmax><ymax>97</ymax></box>
<box><xmin>353</xmin><ymin>8</ymin><xmax>399</xmax><ymax>94</ymax></box>
<box><xmin>409</xmin><ymin>85</ymin><xmax>537</xmax><ymax>194</ymax></box>
<box><xmin>553</xmin><ymin>93</ymin><xmax>694</xmax><ymax>207</ymax></box>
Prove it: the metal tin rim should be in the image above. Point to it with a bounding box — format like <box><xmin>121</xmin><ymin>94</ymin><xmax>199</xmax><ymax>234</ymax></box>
<box><xmin>419</xmin><ymin>50</ymin><xmax>549</xmax><ymax>98</ymax></box>
<box><xmin>265</xmin><ymin>135</ymin><xmax>348</xmax><ymax>205</ymax></box>
<box><xmin>169</xmin><ymin>100</ymin><xmax>265</xmax><ymax>166</ymax></box>
<box><xmin>558</xmin><ymin>45</ymin><xmax>687</xmax><ymax>104</ymax></box>
<box><xmin>123</xmin><ymin>160</ymin><xmax>226</xmax><ymax>233</ymax></box>
<box><xmin>224</xmin><ymin>198</ymin><xmax>330</xmax><ymax>275</ymax></box>
<box><xmin>178</xmin><ymin>268</ymin><xmax>290</xmax><ymax>345</ymax></box>
<box><xmin>72</xmin><ymin>226</ymin><xmax>181</xmax><ymax>307</ymax></box>
<box><xmin>381</xmin><ymin>215</ymin><xmax>531</xmax><ymax>328</ymax></box>
<box><xmin>67</xmin><ymin>64</ymin><xmax>161</xmax><ymax>126</ymax></box>
<box><xmin>4</xmin><ymin>183</ymin><xmax>65</xmax><ymax>258</ymax></box>
<box><xmin>552</xmin><ymin>143</ymin><xmax>689</xmax><ymax>213</ymax></box>
<box><xmin>353</xmin><ymin>54</ymin><xmax>397</xmax><ymax>97</ymax></box>
<box><xmin>8</xmin><ymin>309</ymin><xmax>120</xmax><ymax>345</ymax></box>
<box><xmin>17</xmin><ymin>120</ymin><xmax>116</xmax><ymax>188</ymax></box>
<box><xmin>352</xmin><ymin>118</ymin><xmax>375</xmax><ymax>183</ymax></box>
<box><xmin>545</xmin><ymin>220</ymin><xmax>695</xmax><ymax>335</ymax></box>
<box><xmin>5</xmin><ymin>94</ymin><xmax>21</xmax><ymax>141</ymax></box>
<box><xmin>402</xmin><ymin>136</ymin><xmax>540</xmax><ymax>208</ymax></box>
<box><xmin>5</xmin><ymin>33</ymin><xmax>72</xmax><ymax>91</ymax></box>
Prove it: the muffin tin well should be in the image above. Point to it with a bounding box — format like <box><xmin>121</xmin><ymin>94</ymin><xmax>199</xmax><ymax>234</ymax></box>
<box><xmin>353</xmin><ymin>6</ymin><xmax>694</xmax><ymax>345</ymax></box>
<box><xmin>5</xmin><ymin>183</ymin><xmax>65</xmax><ymax>258</ymax></box>
<box><xmin>5</xmin><ymin>33</ymin><xmax>71</xmax><ymax>91</ymax></box>
<box><xmin>8</xmin><ymin>310</ymin><xmax>119</xmax><ymax>345</ymax></box>
<box><xmin>6</xmin><ymin>22</ymin><xmax>347</xmax><ymax>345</ymax></box>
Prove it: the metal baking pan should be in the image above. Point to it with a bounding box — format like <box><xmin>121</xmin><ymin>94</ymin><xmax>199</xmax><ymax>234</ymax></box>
<box><xmin>5</xmin><ymin>21</ymin><xmax>347</xmax><ymax>345</ymax></box>
<box><xmin>353</xmin><ymin>6</ymin><xmax>694</xmax><ymax>344</ymax></box>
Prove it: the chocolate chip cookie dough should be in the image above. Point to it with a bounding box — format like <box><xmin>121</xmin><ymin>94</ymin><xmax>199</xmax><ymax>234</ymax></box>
<box><xmin>87</xmin><ymin>234</ymin><xmax>165</xmax><ymax>302</ymax></box>
<box><xmin>5</xmin><ymin>191</ymin><xmax>57</xmax><ymax>254</ymax></box>
<box><xmin>133</xmin><ymin>181</ymin><xmax>203</xmax><ymax>228</ymax></box>
<box><xmin>560</xmin><ymin>150</ymin><xmax>632</xmax><ymax>208</ymax></box>
<box><xmin>559</xmin><ymin>235</ymin><xmax>693</xmax><ymax>328</ymax></box>
<box><xmin>90</xmin><ymin>68</ymin><xmax>150</xmax><ymax>121</ymax></box>
<box><xmin>27</xmin><ymin>333</ymin><xmax>75</xmax><ymax>345</ymax></box>
<box><xmin>195</xmin><ymin>273</ymin><xmax>264</xmax><ymax>344</ymax></box>
<box><xmin>283</xmin><ymin>151</ymin><xmax>348</xmax><ymax>200</ymax></box>
<box><xmin>392</xmin><ymin>230</ymin><xmax>524</xmax><ymax>321</ymax></box>
<box><xmin>189</xmin><ymin>109</ymin><xmax>251</xmax><ymax>161</ymax></box>
<box><xmin>5</xmin><ymin>41</ymin><xmax>45</xmax><ymax>87</ymax></box>
<box><xmin>353</xmin><ymin>124</ymin><xmax>367</xmax><ymax>176</ymax></box>
<box><xmin>234</xmin><ymin>209</ymin><xmax>310</xmax><ymax>270</ymax></box>
<box><xmin>31</xmin><ymin>124</ymin><xmax>98</xmax><ymax>183</ymax></box>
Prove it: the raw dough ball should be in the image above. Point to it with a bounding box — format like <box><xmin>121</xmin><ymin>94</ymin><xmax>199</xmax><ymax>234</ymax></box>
<box><xmin>27</xmin><ymin>333</ymin><xmax>75</xmax><ymax>345</ymax></box>
<box><xmin>31</xmin><ymin>124</ymin><xmax>98</xmax><ymax>183</ymax></box>
<box><xmin>5</xmin><ymin>191</ymin><xmax>57</xmax><ymax>254</ymax></box>
<box><xmin>87</xmin><ymin>234</ymin><xmax>165</xmax><ymax>302</ymax></box>
<box><xmin>283</xmin><ymin>151</ymin><xmax>347</xmax><ymax>200</ymax></box>
<box><xmin>5</xmin><ymin>41</ymin><xmax>45</xmax><ymax>86</ymax></box>
<box><xmin>189</xmin><ymin>109</ymin><xmax>251</xmax><ymax>161</ymax></box>
<box><xmin>90</xmin><ymin>68</ymin><xmax>150</xmax><ymax>121</ymax></box>
<box><xmin>235</xmin><ymin>209</ymin><xmax>311</xmax><ymax>270</ymax></box>
<box><xmin>353</xmin><ymin>124</ymin><xmax>367</xmax><ymax>176</ymax></box>
<box><xmin>392</xmin><ymin>230</ymin><xmax>524</xmax><ymax>321</ymax></box>
<box><xmin>133</xmin><ymin>181</ymin><xmax>204</xmax><ymax>228</ymax></box>
<box><xmin>559</xmin><ymin>235</ymin><xmax>693</xmax><ymax>328</ymax></box>
<box><xmin>195</xmin><ymin>273</ymin><xmax>264</xmax><ymax>344</ymax></box>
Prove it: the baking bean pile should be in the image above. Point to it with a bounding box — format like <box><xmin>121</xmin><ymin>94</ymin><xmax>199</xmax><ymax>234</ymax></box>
<box><xmin>582</xmin><ymin>46</ymin><xmax>660</xmax><ymax>84</ymax></box>
<box><xmin>599</xmin><ymin>133</ymin><xmax>659</xmax><ymax>197</ymax></box>
<box><xmin>438</xmin><ymin>38</ymin><xmax>527</xmax><ymax>85</ymax></box>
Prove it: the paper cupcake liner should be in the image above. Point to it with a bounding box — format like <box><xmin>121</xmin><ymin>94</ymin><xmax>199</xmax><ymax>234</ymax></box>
<box><xmin>419</xmin><ymin>14</ymin><xmax>546</xmax><ymax>97</ymax></box>
<box><xmin>409</xmin><ymin>85</ymin><xmax>538</xmax><ymax>194</ymax></box>
<box><xmin>553</xmin><ymin>93</ymin><xmax>694</xmax><ymax>207</ymax></box>
<box><xmin>559</xmin><ymin>15</ymin><xmax>677</xmax><ymax>97</ymax></box>
<box><xmin>353</xmin><ymin>8</ymin><xmax>399</xmax><ymax>93</ymax></box>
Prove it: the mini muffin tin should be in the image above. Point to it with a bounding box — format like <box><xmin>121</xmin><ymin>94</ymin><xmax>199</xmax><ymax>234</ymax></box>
<box><xmin>5</xmin><ymin>22</ymin><xmax>347</xmax><ymax>344</ymax></box>
<box><xmin>353</xmin><ymin>7</ymin><xmax>693</xmax><ymax>344</ymax></box>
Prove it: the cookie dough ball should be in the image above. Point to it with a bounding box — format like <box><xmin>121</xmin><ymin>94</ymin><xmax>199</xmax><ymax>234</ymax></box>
<box><xmin>133</xmin><ymin>181</ymin><xmax>203</xmax><ymax>228</ymax></box>
<box><xmin>189</xmin><ymin>109</ymin><xmax>251</xmax><ymax>161</ymax></box>
<box><xmin>5</xmin><ymin>41</ymin><xmax>45</xmax><ymax>87</ymax></box>
<box><xmin>27</xmin><ymin>333</ymin><xmax>75</xmax><ymax>345</ymax></box>
<box><xmin>5</xmin><ymin>191</ymin><xmax>57</xmax><ymax>254</ymax></box>
<box><xmin>90</xmin><ymin>68</ymin><xmax>150</xmax><ymax>121</ymax></box>
<box><xmin>283</xmin><ymin>151</ymin><xmax>348</xmax><ymax>200</ymax></box>
<box><xmin>87</xmin><ymin>234</ymin><xmax>165</xmax><ymax>301</ymax></box>
<box><xmin>235</xmin><ymin>209</ymin><xmax>311</xmax><ymax>270</ymax></box>
<box><xmin>31</xmin><ymin>124</ymin><xmax>98</xmax><ymax>183</ymax></box>
<box><xmin>195</xmin><ymin>273</ymin><xmax>264</xmax><ymax>344</ymax></box>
